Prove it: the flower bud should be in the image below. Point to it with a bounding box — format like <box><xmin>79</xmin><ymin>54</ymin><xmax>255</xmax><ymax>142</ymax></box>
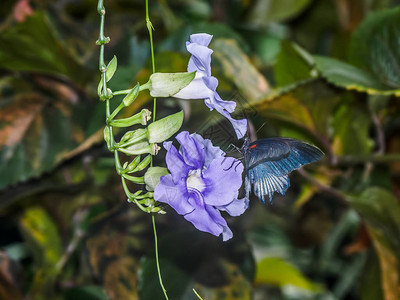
<box><xmin>148</xmin><ymin>111</ymin><xmax>183</xmax><ymax>143</ymax></box>
<box><xmin>122</xmin><ymin>83</ymin><xmax>139</xmax><ymax>107</ymax></box>
<box><xmin>119</xmin><ymin>128</ymin><xmax>148</xmax><ymax>146</ymax></box>
<box><xmin>103</xmin><ymin>126</ymin><xmax>112</xmax><ymax>150</ymax></box>
<box><xmin>119</xmin><ymin>141</ymin><xmax>160</xmax><ymax>156</ymax></box>
<box><xmin>144</xmin><ymin>167</ymin><xmax>169</xmax><ymax>191</ymax></box>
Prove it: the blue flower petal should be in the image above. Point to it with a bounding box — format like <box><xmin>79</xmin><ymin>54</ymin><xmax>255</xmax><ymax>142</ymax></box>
<box><xmin>222</xmin><ymin>226</ymin><xmax>233</xmax><ymax>242</ymax></box>
<box><xmin>154</xmin><ymin>131</ymin><xmax>248</xmax><ymax>241</ymax></box>
<box><xmin>189</xmin><ymin>33</ymin><xmax>213</xmax><ymax>47</ymax></box>
<box><xmin>163</xmin><ymin>141</ymin><xmax>190</xmax><ymax>184</ymax></box>
<box><xmin>184</xmin><ymin>196</ymin><xmax>227</xmax><ymax>237</ymax></box>
<box><xmin>154</xmin><ymin>174</ymin><xmax>194</xmax><ymax>215</ymax></box>
<box><xmin>217</xmin><ymin>197</ymin><xmax>249</xmax><ymax>217</ymax></box>
<box><xmin>191</xmin><ymin>133</ymin><xmax>224</xmax><ymax>168</ymax></box>
<box><xmin>173</xmin><ymin>72</ymin><xmax>213</xmax><ymax>100</ymax></box>
<box><xmin>176</xmin><ymin>131</ymin><xmax>205</xmax><ymax>169</ymax></box>
<box><xmin>202</xmin><ymin>157</ymin><xmax>243</xmax><ymax>206</ymax></box>
<box><xmin>187</xmin><ymin>43</ymin><xmax>213</xmax><ymax>77</ymax></box>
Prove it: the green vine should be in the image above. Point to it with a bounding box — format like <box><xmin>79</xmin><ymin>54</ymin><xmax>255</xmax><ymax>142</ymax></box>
<box><xmin>96</xmin><ymin>0</ymin><xmax>165</xmax><ymax>215</ymax></box>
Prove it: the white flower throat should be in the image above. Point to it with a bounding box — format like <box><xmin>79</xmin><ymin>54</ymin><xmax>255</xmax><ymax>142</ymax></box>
<box><xmin>186</xmin><ymin>169</ymin><xmax>206</xmax><ymax>192</ymax></box>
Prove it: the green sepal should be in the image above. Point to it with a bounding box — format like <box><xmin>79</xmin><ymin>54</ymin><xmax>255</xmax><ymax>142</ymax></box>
<box><xmin>131</xmin><ymin>190</ymin><xmax>154</xmax><ymax>199</ymax></box>
<box><xmin>103</xmin><ymin>126</ymin><xmax>113</xmax><ymax>150</ymax></box>
<box><xmin>151</xmin><ymin>206</ymin><xmax>166</xmax><ymax>214</ymax></box>
<box><xmin>109</xmin><ymin>109</ymin><xmax>151</xmax><ymax>127</ymax></box>
<box><xmin>148</xmin><ymin>111</ymin><xmax>184</xmax><ymax>143</ymax></box>
<box><xmin>118</xmin><ymin>141</ymin><xmax>160</xmax><ymax>156</ymax></box>
<box><xmin>144</xmin><ymin>167</ymin><xmax>169</xmax><ymax>191</ymax></box>
<box><xmin>118</xmin><ymin>128</ymin><xmax>148</xmax><ymax>147</ymax></box>
<box><xmin>124</xmin><ymin>155</ymin><xmax>141</xmax><ymax>173</ymax></box>
<box><xmin>130</xmin><ymin>155</ymin><xmax>152</xmax><ymax>173</ymax></box>
<box><xmin>149</xmin><ymin>72</ymin><xmax>196</xmax><ymax>97</ymax></box>
<box><xmin>122</xmin><ymin>174</ymin><xmax>145</xmax><ymax>184</ymax></box>
<box><xmin>123</xmin><ymin>83</ymin><xmax>140</xmax><ymax>107</ymax></box>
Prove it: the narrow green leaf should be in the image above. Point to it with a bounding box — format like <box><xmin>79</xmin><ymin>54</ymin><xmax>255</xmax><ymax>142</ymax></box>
<box><xmin>105</xmin><ymin>55</ymin><xmax>117</xmax><ymax>82</ymax></box>
<box><xmin>213</xmin><ymin>39</ymin><xmax>270</xmax><ymax>102</ymax></box>
<box><xmin>255</xmin><ymin>257</ymin><xmax>323</xmax><ymax>292</ymax></box>
<box><xmin>274</xmin><ymin>41</ymin><xmax>315</xmax><ymax>87</ymax></box>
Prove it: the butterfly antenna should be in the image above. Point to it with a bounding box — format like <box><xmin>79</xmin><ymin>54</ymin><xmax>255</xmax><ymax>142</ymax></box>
<box><xmin>226</xmin><ymin>143</ymin><xmax>241</xmax><ymax>153</ymax></box>
<box><xmin>256</xmin><ymin>122</ymin><xmax>267</xmax><ymax>134</ymax></box>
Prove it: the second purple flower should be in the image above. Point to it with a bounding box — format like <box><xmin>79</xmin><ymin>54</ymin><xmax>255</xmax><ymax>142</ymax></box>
<box><xmin>154</xmin><ymin>131</ymin><xmax>248</xmax><ymax>241</ymax></box>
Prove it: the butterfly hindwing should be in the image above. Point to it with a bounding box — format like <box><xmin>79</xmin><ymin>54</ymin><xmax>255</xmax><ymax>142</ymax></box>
<box><xmin>244</xmin><ymin>138</ymin><xmax>324</xmax><ymax>203</ymax></box>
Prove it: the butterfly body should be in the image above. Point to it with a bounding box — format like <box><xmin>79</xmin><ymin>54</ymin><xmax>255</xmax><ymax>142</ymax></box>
<box><xmin>240</xmin><ymin>137</ymin><xmax>324</xmax><ymax>203</ymax></box>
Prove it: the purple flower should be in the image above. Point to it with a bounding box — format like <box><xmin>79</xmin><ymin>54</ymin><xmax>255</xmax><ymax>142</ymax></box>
<box><xmin>154</xmin><ymin>131</ymin><xmax>248</xmax><ymax>241</ymax></box>
<box><xmin>173</xmin><ymin>33</ymin><xmax>247</xmax><ymax>139</ymax></box>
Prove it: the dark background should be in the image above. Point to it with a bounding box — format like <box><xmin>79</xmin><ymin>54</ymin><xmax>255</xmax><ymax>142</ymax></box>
<box><xmin>0</xmin><ymin>0</ymin><xmax>400</xmax><ymax>299</ymax></box>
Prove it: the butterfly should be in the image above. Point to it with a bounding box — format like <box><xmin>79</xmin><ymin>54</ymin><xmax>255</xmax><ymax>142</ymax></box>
<box><xmin>238</xmin><ymin>137</ymin><xmax>324</xmax><ymax>203</ymax></box>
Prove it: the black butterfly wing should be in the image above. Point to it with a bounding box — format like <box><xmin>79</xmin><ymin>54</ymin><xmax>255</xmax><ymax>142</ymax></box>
<box><xmin>244</xmin><ymin>138</ymin><xmax>324</xmax><ymax>203</ymax></box>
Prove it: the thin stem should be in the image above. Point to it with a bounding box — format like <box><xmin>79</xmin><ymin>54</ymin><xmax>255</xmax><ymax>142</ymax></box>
<box><xmin>112</xmin><ymin>82</ymin><xmax>151</xmax><ymax>96</ymax></box>
<box><xmin>152</xmin><ymin>214</ymin><xmax>169</xmax><ymax>300</ymax></box>
<box><xmin>193</xmin><ymin>289</ymin><xmax>204</xmax><ymax>300</ymax></box>
<box><xmin>146</xmin><ymin>0</ymin><xmax>157</xmax><ymax>123</ymax></box>
<box><xmin>145</xmin><ymin>3</ymin><xmax>167</xmax><ymax>298</ymax></box>
<box><xmin>297</xmin><ymin>169</ymin><xmax>347</xmax><ymax>205</ymax></box>
<box><xmin>108</xmin><ymin>102</ymin><xmax>125</xmax><ymax>121</ymax></box>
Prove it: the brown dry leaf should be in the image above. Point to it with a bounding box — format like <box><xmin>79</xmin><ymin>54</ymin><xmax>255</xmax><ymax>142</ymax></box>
<box><xmin>86</xmin><ymin>228</ymin><xmax>127</xmax><ymax>276</ymax></box>
<box><xmin>193</xmin><ymin>261</ymin><xmax>252</xmax><ymax>300</ymax></box>
<box><xmin>0</xmin><ymin>251</ymin><xmax>23</xmax><ymax>300</ymax></box>
<box><xmin>369</xmin><ymin>228</ymin><xmax>400</xmax><ymax>300</ymax></box>
<box><xmin>0</xmin><ymin>94</ymin><xmax>44</xmax><ymax>149</ymax></box>
<box><xmin>344</xmin><ymin>223</ymin><xmax>371</xmax><ymax>255</ymax></box>
<box><xmin>104</xmin><ymin>257</ymin><xmax>138</xmax><ymax>300</ymax></box>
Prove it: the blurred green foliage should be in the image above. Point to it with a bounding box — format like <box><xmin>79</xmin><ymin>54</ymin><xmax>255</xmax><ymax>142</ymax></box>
<box><xmin>0</xmin><ymin>0</ymin><xmax>400</xmax><ymax>299</ymax></box>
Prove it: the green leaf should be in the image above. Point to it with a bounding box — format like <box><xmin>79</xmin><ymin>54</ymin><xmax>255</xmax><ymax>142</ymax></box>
<box><xmin>148</xmin><ymin>111</ymin><xmax>183</xmax><ymax>143</ymax></box>
<box><xmin>139</xmin><ymin>257</ymin><xmax>192</xmax><ymax>300</ymax></box>
<box><xmin>0</xmin><ymin>92</ymin><xmax>103</xmax><ymax>189</ymax></box>
<box><xmin>65</xmin><ymin>286</ymin><xmax>110</xmax><ymax>300</ymax></box>
<box><xmin>149</xmin><ymin>72</ymin><xmax>195</xmax><ymax>97</ymax></box>
<box><xmin>347</xmin><ymin>187</ymin><xmax>400</xmax><ymax>300</ymax></box>
<box><xmin>0</xmin><ymin>11</ymin><xmax>90</xmax><ymax>84</ymax></box>
<box><xmin>19</xmin><ymin>207</ymin><xmax>63</xmax><ymax>296</ymax></box>
<box><xmin>332</xmin><ymin>101</ymin><xmax>374</xmax><ymax>155</ymax></box>
<box><xmin>213</xmin><ymin>39</ymin><xmax>270</xmax><ymax>102</ymax></box>
<box><xmin>314</xmin><ymin>56</ymin><xmax>400</xmax><ymax>95</ymax></box>
<box><xmin>349</xmin><ymin>7</ymin><xmax>400</xmax><ymax>90</ymax></box>
<box><xmin>254</xmin><ymin>80</ymin><xmax>340</xmax><ymax>138</ymax></box>
<box><xmin>274</xmin><ymin>41</ymin><xmax>315</xmax><ymax>87</ymax></box>
<box><xmin>245</xmin><ymin>0</ymin><xmax>312</xmax><ymax>25</ymax></box>
<box><xmin>255</xmin><ymin>257</ymin><xmax>322</xmax><ymax>292</ymax></box>
<box><xmin>19</xmin><ymin>207</ymin><xmax>63</xmax><ymax>268</ymax></box>
<box><xmin>159</xmin><ymin>23</ymin><xmax>248</xmax><ymax>53</ymax></box>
